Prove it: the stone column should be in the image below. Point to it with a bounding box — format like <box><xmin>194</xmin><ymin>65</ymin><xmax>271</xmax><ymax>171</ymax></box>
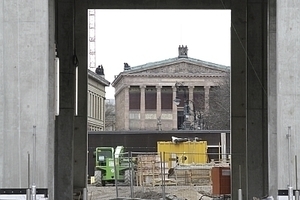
<box><xmin>188</xmin><ymin>86</ymin><xmax>194</xmax><ymax>110</ymax></box>
<box><xmin>156</xmin><ymin>86</ymin><xmax>162</xmax><ymax>119</ymax></box>
<box><xmin>140</xmin><ymin>85</ymin><xmax>146</xmax><ymax>129</ymax></box>
<box><xmin>172</xmin><ymin>86</ymin><xmax>177</xmax><ymax>129</ymax></box>
<box><xmin>189</xmin><ymin>86</ymin><xmax>195</xmax><ymax>128</ymax></box>
<box><xmin>124</xmin><ymin>86</ymin><xmax>130</xmax><ymax>130</ymax></box>
<box><xmin>204</xmin><ymin>86</ymin><xmax>210</xmax><ymax>113</ymax></box>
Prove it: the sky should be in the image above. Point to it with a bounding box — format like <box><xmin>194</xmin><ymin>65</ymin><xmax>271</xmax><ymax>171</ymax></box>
<box><xmin>90</xmin><ymin>10</ymin><xmax>231</xmax><ymax>99</ymax></box>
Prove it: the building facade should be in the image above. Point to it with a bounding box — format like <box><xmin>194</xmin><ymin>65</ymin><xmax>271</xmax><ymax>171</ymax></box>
<box><xmin>88</xmin><ymin>66</ymin><xmax>110</xmax><ymax>131</ymax></box>
<box><xmin>112</xmin><ymin>46</ymin><xmax>230</xmax><ymax>131</ymax></box>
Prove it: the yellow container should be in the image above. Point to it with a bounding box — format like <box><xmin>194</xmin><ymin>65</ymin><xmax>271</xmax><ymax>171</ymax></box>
<box><xmin>157</xmin><ymin>141</ymin><xmax>208</xmax><ymax>167</ymax></box>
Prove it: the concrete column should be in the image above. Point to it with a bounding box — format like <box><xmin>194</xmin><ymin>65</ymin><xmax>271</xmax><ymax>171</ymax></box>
<box><xmin>140</xmin><ymin>85</ymin><xmax>146</xmax><ymax>129</ymax></box>
<box><xmin>231</xmin><ymin>0</ymin><xmax>247</xmax><ymax>199</ymax></box>
<box><xmin>172</xmin><ymin>86</ymin><xmax>177</xmax><ymax>129</ymax></box>
<box><xmin>231</xmin><ymin>1</ymin><xmax>269</xmax><ymax>199</ymax></box>
<box><xmin>246</xmin><ymin>1</ymin><xmax>268</xmax><ymax>198</ymax></box>
<box><xmin>276</xmin><ymin>0</ymin><xmax>300</xmax><ymax>195</ymax></box>
<box><xmin>55</xmin><ymin>0</ymin><xmax>78</xmax><ymax>199</ymax></box>
<box><xmin>124</xmin><ymin>86</ymin><xmax>130</xmax><ymax>130</ymax></box>
<box><xmin>73</xmin><ymin>0</ymin><xmax>88</xmax><ymax>192</ymax></box>
<box><xmin>156</xmin><ymin>85</ymin><xmax>162</xmax><ymax>118</ymax></box>
<box><xmin>268</xmin><ymin>0</ymin><xmax>278</xmax><ymax>197</ymax></box>
<box><xmin>204</xmin><ymin>86</ymin><xmax>210</xmax><ymax>113</ymax></box>
<box><xmin>0</xmin><ymin>0</ymin><xmax>55</xmax><ymax>196</ymax></box>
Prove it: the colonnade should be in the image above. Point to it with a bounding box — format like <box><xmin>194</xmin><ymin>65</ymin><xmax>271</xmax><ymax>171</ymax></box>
<box><xmin>123</xmin><ymin>85</ymin><xmax>211</xmax><ymax>130</ymax></box>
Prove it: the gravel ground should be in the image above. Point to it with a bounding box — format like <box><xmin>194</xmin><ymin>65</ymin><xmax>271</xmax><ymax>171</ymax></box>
<box><xmin>87</xmin><ymin>184</ymin><xmax>214</xmax><ymax>200</ymax></box>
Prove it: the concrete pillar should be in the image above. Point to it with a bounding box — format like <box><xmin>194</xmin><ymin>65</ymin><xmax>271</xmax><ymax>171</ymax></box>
<box><xmin>172</xmin><ymin>86</ymin><xmax>177</xmax><ymax>129</ymax></box>
<box><xmin>73</xmin><ymin>0</ymin><xmax>88</xmax><ymax>192</ymax></box>
<box><xmin>55</xmin><ymin>0</ymin><xmax>76</xmax><ymax>193</ymax></box>
<box><xmin>231</xmin><ymin>0</ymin><xmax>247</xmax><ymax>199</ymax></box>
<box><xmin>276</xmin><ymin>0</ymin><xmax>300</xmax><ymax>195</ymax></box>
<box><xmin>246</xmin><ymin>1</ymin><xmax>268</xmax><ymax>198</ymax></box>
<box><xmin>0</xmin><ymin>0</ymin><xmax>55</xmax><ymax>197</ymax></box>
<box><xmin>55</xmin><ymin>0</ymin><xmax>88</xmax><ymax>198</ymax></box>
<box><xmin>267</xmin><ymin>0</ymin><xmax>278</xmax><ymax>197</ymax></box>
<box><xmin>231</xmin><ymin>1</ymin><xmax>269</xmax><ymax>199</ymax></box>
<box><xmin>125</xmin><ymin>86</ymin><xmax>130</xmax><ymax>130</ymax></box>
<box><xmin>156</xmin><ymin>85</ymin><xmax>162</xmax><ymax>118</ymax></box>
<box><xmin>140</xmin><ymin>85</ymin><xmax>146</xmax><ymax>129</ymax></box>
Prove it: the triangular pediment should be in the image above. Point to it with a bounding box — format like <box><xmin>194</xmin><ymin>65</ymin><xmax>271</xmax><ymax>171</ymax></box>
<box><xmin>128</xmin><ymin>62</ymin><xmax>226</xmax><ymax>75</ymax></box>
<box><xmin>148</xmin><ymin>63</ymin><xmax>223</xmax><ymax>74</ymax></box>
<box><xmin>112</xmin><ymin>57</ymin><xmax>230</xmax><ymax>86</ymax></box>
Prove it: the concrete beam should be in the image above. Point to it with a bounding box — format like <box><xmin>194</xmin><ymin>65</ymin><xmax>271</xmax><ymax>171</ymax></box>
<box><xmin>87</xmin><ymin>0</ymin><xmax>231</xmax><ymax>9</ymax></box>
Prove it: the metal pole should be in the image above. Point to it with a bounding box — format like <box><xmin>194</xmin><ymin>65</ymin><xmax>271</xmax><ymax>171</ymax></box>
<box><xmin>163</xmin><ymin>152</ymin><xmax>166</xmax><ymax>199</ymax></box>
<box><xmin>287</xmin><ymin>126</ymin><xmax>293</xmax><ymax>200</ymax></box>
<box><xmin>26</xmin><ymin>153</ymin><xmax>30</xmax><ymax>200</ymax></box>
<box><xmin>238</xmin><ymin>165</ymin><xmax>242</xmax><ymax>200</ymax></box>
<box><xmin>160</xmin><ymin>152</ymin><xmax>165</xmax><ymax>200</ymax></box>
<box><xmin>32</xmin><ymin>125</ymin><xmax>37</xmax><ymax>200</ymax></box>
<box><xmin>296</xmin><ymin>155</ymin><xmax>299</xmax><ymax>200</ymax></box>
<box><xmin>296</xmin><ymin>155</ymin><xmax>298</xmax><ymax>190</ymax></box>
<box><xmin>114</xmin><ymin>151</ymin><xmax>118</xmax><ymax>198</ymax></box>
<box><xmin>221</xmin><ymin>133</ymin><xmax>227</xmax><ymax>162</ymax></box>
<box><xmin>83</xmin><ymin>188</ymin><xmax>87</xmax><ymax>200</ymax></box>
<box><xmin>130</xmin><ymin>152</ymin><xmax>134</xmax><ymax>198</ymax></box>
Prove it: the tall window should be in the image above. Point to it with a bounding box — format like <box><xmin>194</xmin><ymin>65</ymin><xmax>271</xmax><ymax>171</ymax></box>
<box><xmin>129</xmin><ymin>86</ymin><xmax>140</xmax><ymax>110</ymax></box>
<box><xmin>161</xmin><ymin>86</ymin><xmax>173</xmax><ymax>110</ymax></box>
<box><xmin>145</xmin><ymin>86</ymin><xmax>156</xmax><ymax>110</ymax></box>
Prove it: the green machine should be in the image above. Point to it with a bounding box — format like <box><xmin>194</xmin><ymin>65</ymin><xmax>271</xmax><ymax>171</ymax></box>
<box><xmin>93</xmin><ymin>146</ymin><xmax>134</xmax><ymax>186</ymax></box>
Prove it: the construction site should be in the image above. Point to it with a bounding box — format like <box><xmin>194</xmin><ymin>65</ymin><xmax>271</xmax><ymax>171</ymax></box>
<box><xmin>87</xmin><ymin>131</ymin><xmax>231</xmax><ymax>200</ymax></box>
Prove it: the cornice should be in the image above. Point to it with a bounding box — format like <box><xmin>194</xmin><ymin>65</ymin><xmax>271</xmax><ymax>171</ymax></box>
<box><xmin>123</xmin><ymin>73</ymin><xmax>226</xmax><ymax>78</ymax></box>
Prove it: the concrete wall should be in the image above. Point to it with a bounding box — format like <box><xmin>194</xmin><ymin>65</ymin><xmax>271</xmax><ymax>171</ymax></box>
<box><xmin>0</xmin><ymin>0</ymin><xmax>54</xmax><ymax>189</ymax></box>
<box><xmin>276</xmin><ymin>0</ymin><xmax>300</xmax><ymax>190</ymax></box>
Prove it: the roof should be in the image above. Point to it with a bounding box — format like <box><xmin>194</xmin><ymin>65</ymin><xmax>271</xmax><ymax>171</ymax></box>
<box><xmin>112</xmin><ymin>56</ymin><xmax>230</xmax><ymax>86</ymax></box>
<box><xmin>129</xmin><ymin>57</ymin><xmax>230</xmax><ymax>72</ymax></box>
<box><xmin>88</xmin><ymin>69</ymin><xmax>110</xmax><ymax>86</ymax></box>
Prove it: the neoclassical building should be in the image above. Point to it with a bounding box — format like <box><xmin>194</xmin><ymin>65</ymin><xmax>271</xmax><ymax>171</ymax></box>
<box><xmin>88</xmin><ymin>66</ymin><xmax>110</xmax><ymax>131</ymax></box>
<box><xmin>112</xmin><ymin>46</ymin><xmax>230</xmax><ymax>131</ymax></box>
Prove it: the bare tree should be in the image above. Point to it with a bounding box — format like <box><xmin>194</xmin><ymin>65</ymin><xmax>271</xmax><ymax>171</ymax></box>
<box><xmin>105</xmin><ymin>100</ymin><xmax>115</xmax><ymax>131</ymax></box>
<box><xmin>192</xmin><ymin>72</ymin><xmax>230</xmax><ymax>130</ymax></box>
<box><xmin>205</xmin><ymin>72</ymin><xmax>230</xmax><ymax>130</ymax></box>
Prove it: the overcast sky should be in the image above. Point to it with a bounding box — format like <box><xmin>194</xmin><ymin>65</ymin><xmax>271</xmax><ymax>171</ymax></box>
<box><xmin>91</xmin><ymin>10</ymin><xmax>231</xmax><ymax>99</ymax></box>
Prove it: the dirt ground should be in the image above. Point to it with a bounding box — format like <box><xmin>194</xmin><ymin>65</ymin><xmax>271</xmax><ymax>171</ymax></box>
<box><xmin>87</xmin><ymin>184</ymin><xmax>214</xmax><ymax>200</ymax></box>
